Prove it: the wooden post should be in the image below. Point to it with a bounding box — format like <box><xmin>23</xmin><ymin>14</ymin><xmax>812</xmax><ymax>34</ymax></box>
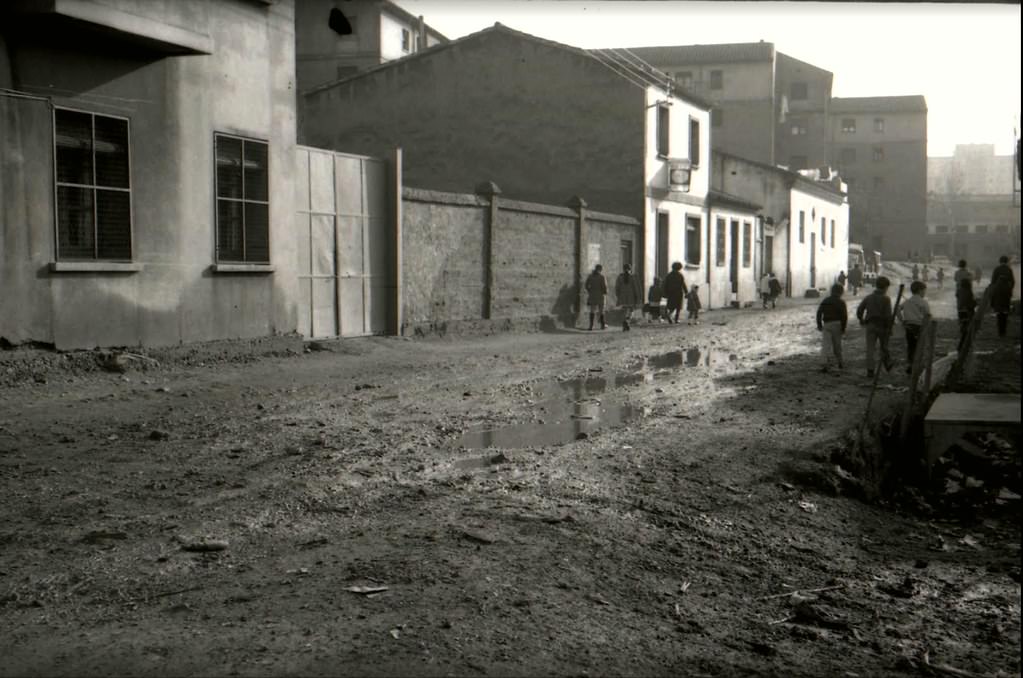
<box><xmin>923</xmin><ymin>320</ymin><xmax>937</xmax><ymax>394</ymax></box>
<box><xmin>568</xmin><ymin>196</ymin><xmax>588</xmax><ymax>321</ymax></box>
<box><xmin>900</xmin><ymin>315</ymin><xmax>931</xmax><ymax>441</ymax></box>
<box><xmin>475</xmin><ymin>181</ymin><xmax>501</xmax><ymax>320</ymax></box>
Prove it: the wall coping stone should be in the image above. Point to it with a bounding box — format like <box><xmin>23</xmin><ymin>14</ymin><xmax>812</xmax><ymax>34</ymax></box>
<box><xmin>403</xmin><ymin>186</ymin><xmax>488</xmax><ymax>207</ymax></box>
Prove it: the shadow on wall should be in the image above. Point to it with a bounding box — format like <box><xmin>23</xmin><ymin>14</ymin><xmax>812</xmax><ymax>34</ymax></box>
<box><xmin>546</xmin><ymin>283</ymin><xmax>579</xmax><ymax>330</ymax></box>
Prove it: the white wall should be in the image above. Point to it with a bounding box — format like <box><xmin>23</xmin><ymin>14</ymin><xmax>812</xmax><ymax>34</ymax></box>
<box><xmin>707</xmin><ymin>207</ymin><xmax>759</xmax><ymax>308</ymax></box>
<box><xmin>642</xmin><ymin>86</ymin><xmax>711</xmax><ymax>306</ymax></box>
<box><xmin>379</xmin><ymin>12</ymin><xmax>416</xmax><ymax>61</ymax></box>
<box><xmin>787</xmin><ymin>186</ymin><xmax>849</xmax><ymax>295</ymax></box>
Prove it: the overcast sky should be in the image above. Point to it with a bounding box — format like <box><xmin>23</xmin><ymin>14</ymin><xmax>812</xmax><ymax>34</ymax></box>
<box><xmin>395</xmin><ymin>1</ymin><xmax>1021</xmax><ymax>158</ymax></box>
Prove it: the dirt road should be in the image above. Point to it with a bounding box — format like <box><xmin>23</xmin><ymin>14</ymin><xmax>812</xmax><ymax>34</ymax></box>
<box><xmin>1</xmin><ymin>289</ymin><xmax>1019</xmax><ymax>677</ymax></box>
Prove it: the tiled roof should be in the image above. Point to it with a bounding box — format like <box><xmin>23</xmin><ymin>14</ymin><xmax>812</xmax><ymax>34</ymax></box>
<box><xmin>616</xmin><ymin>42</ymin><xmax>775</xmax><ymax>65</ymax></box>
<box><xmin>830</xmin><ymin>95</ymin><xmax>927</xmax><ymax>113</ymax></box>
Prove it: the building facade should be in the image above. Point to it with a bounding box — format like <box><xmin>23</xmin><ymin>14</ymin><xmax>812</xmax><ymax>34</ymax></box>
<box><xmin>711</xmin><ymin>152</ymin><xmax>850</xmax><ymax>297</ymax></box>
<box><xmin>300</xmin><ymin>24</ymin><xmax>739</xmax><ymax>311</ymax></box>
<box><xmin>927</xmin><ymin>144</ymin><xmax>1020</xmax><ymax>261</ymax></box>
<box><xmin>828</xmin><ymin>96</ymin><xmax>928</xmax><ymax>262</ymax></box>
<box><xmin>623</xmin><ymin>43</ymin><xmax>833</xmax><ymax>172</ymax></box>
<box><xmin>0</xmin><ymin>0</ymin><xmax>299</xmax><ymax>349</ymax></box>
<box><xmin>296</xmin><ymin>0</ymin><xmax>447</xmax><ymax>94</ymax></box>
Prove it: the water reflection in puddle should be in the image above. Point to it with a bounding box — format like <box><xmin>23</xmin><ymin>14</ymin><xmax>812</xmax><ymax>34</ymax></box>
<box><xmin>455</xmin><ymin>346</ymin><xmax>739</xmax><ymax>449</ymax></box>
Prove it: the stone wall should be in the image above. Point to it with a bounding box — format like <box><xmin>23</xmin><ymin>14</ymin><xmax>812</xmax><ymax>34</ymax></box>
<box><xmin>401</xmin><ymin>185</ymin><xmax>639</xmax><ymax>336</ymax></box>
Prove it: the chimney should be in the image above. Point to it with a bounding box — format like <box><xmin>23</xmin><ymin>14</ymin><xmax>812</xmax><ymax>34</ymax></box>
<box><xmin>418</xmin><ymin>15</ymin><xmax>427</xmax><ymax>51</ymax></box>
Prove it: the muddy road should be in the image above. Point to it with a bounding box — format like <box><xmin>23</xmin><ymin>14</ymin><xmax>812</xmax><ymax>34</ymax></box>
<box><xmin>1</xmin><ymin>291</ymin><xmax>1019</xmax><ymax>677</ymax></box>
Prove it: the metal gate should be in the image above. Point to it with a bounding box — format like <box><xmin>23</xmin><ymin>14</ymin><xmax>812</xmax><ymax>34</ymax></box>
<box><xmin>296</xmin><ymin>147</ymin><xmax>391</xmax><ymax>338</ymax></box>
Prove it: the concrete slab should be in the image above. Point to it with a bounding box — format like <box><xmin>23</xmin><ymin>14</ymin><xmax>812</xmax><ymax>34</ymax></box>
<box><xmin>924</xmin><ymin>393</ymin><xmax>1021</xmax><ymax>426</ymax></box>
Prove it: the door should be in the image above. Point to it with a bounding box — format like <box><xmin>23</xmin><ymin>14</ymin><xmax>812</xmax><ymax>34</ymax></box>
<box><xmin>729</xmin><ymin>219</ymin><xmax>739</xmax><ymax>294</ymax></box>
<box><xmin>764</xmin><ymin>235</ymin><xmax>774</xmax><ymax>276</ymax></box>
<box><xmin>810</xmin><ymin>232</ymin><xmax>817</xmax><ymax>288</ymax></box>
<box><xmin>296</xmin><ymin>147</ymin><xmax>391</xmax><ymax>338</ymax></box>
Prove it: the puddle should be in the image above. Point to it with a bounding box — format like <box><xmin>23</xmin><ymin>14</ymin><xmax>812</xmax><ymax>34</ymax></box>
<box><xmin>456</xmin><ymin>347</ymin><xmax>740</xmax><ymax>449</ymax></box>
<box><xmin>456</xmin><ymin>400</ymin><xmax>643</xmax><ymax>449</ymax></box>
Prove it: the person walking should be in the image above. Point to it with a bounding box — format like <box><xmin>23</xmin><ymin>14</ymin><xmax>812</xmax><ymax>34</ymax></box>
<box><xmin>848</xmin><ymin>264</ymin><xmax>863</xmax><ymax>296</ymax></box>
<box><xmin>856</xmin><ymin>276</ymin><xmax>895</xmax><ymax>378</ymax></box>
<box><xmin>989</xmin><ymin>255</ymin><xmax>1016</xmax><ymax>338</ymax></box>
<box><xmin>759</xmin><ymin>272</ymin><xmax>773</xmax><ymax>309</ymax></box>
<box><xmin>937</xmin><ymin>267</ymin><xmax>945</xmax><ymax>289</ymax></box>
<box><xmin>685</xmin><ymin>285</ymin><xmax>702</xmax><ymax>325</ymax></box>
<box><xmin>921</xmin><ymin>264</ymin><xmax>930</xmax><ymax>282</ymax></box>
<box><xmin>898</xmin><ymin>281</ymin><xmax>931</xmax><ymax>374</ymax></box>
<box><xmin>816</xmin><ymin>284</ymin><xmax>848</xmax><ymax>372</ymax></box>
<box><xmin>974</xmin><ymin>265</ymin><xmax>983</xmax><ymax>284</ymax></box>
<box><xmin>956</xmin><ymin>277</ymin><xmax>977</xmax><ymax>352</ymax></box>
<box><xmin>584</xmin><ymin>264</ymin><xmax>608</xmax><ymax>331</ymax></box>
<box><xmin>911</xmin><ymin>263</ymin><xmax>920</xmax><ymax>282</ymax></box>
<box><xmin>768</xmin><ymin>273</ymin><xmax>783</xmax><ymax>308</ymax></box>
<box><xmin>615</xmin><ymin>263</ymin><xmax>642</xmax><ymax>331</ymax></box>
<box><xmin>663</xmin><ymin>262</ymin><xmax>688</xmax><ymax>324</ymax></box>
<box><xmin>837</xmin><ymin>269</ymin><xmax>848</xmax><ymax>291</ymax></box>
<box><xmin>645</xmin><ymin>276</ymin><xmax>666</xmax><ymax>323</ymax></box>
<box><xmin>954</xmin><ymin>259</ymin><xmax>971</xmax><ymax>285</ymax></box>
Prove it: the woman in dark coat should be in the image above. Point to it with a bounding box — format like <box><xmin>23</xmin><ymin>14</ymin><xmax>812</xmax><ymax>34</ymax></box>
<box><xmin>662</xmin><ymin>262</ymin><xmax>688</xmax><ymax>324</ymax></box>
<box><xmin>989</xmin><ymin>255</ymin><xmax>1016</xmax><ymax>338</ymax></box>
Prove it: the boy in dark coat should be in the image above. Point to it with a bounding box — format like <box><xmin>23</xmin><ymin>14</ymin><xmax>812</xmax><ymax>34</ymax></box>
<box><xmin>855</xmin><ymin>276</ymin><xmax>894</xmax><ymax>378</ymax></box>
<box><xmin>663</xmin><ymin>262</ymin><xmax>688</xmax><ymax>324</ymax></box>
<box><xmin>584</xmin><ymin>264</ymin><xmax>608</xmax><ymax>331</ymax></box>
<box><xmin>816</xmin><ymin>284</ymin><xmax>848</xmax><ymax>372</ymax></box>
<box><xmin>685</xmin><ymin>285</ymin><xmax>702</xmax><ymax>325</ymax></box>
<box><xmin>989</xmin><ymin>255</ymin><xmax>1016</xmax><ymax>337</ymax></box>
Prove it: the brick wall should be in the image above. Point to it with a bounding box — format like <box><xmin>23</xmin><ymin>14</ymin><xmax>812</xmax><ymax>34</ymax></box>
<box><xmin>401</xmin><ymin>185</ymin><xmax>639</xmax><ymax>335</ymax></box>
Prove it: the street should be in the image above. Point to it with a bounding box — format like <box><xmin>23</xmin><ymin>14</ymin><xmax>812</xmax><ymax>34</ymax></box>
<box><xmin>0</xmin><ymin>290</ymin><xmax>1019</xmax><ymax>677</ymax></box>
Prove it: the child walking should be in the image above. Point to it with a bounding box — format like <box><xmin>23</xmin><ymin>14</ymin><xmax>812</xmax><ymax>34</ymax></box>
<box><xmin>685</xmin><ymin>285</ymin><xmax>702</xmax><ymax>325</ymax></box>
<box><xmin>815</xmin><ymin>284</ymin><xmax>848</xmax><ymax>372</ymax></box>
<box><xmin>855</xmin><ymin>276</ymin><xmax>894</xmax><ymax>378</ymax></box>
<box><xmin>956</xmin><ymin>277</ymin><xmax>976</xmax><ymax>352</ymax></box>
<box><xmin>645</xmin><ymin>276</ymin><xmax>666</xmax><ymax>322</ymax></box>
<box><xmin>898</xmin><ymin>281</ymin><xmax>931</xmax><ymax>373</ymax></box>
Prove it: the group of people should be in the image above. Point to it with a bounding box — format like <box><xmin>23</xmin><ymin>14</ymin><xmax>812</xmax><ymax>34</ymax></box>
<box><xmin>814</xmin><ymin>255</ymin><xmax>1016</xmax><ymax>376</ymax></box>
<box><xmin>584</xmin><ymin>262</ymin><xmax>701</xmax><ymax>332</ymax></box>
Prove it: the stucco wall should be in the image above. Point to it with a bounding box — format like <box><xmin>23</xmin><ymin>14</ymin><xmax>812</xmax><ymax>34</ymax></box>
<box><xmin>0</xmin><ymin>0</ymin><xmax>298</xmax><ymax>350</ymax></box>
<box><xmin>707</xmin><ymin>207</ymin><xmax>758</xmax><ymax>308</ymax></box>
<box><xmin>301</xmin><ymin>28</ymin><xmax>646</xmax><ymax>221</ymax></box>
<box><xmin>788</xmin><ymin>186</ymin><xmax>850</xmax><ymax>295</ymax></box>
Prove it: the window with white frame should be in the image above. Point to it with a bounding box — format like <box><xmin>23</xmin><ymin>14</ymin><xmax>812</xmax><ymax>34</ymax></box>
<box><xmin>401</xmin><ymin>28</ymin><xmax>411</xmax><ymax>52</ymax></box>
<box><xmin>215</xmin><ymin>133</ymin><xmax>270</xmax><ymax>263</ymax></box>
<box><xmin>54</xmin><ymin>108</ymin><xmax>132</xmax><ymax>260</ymax></box>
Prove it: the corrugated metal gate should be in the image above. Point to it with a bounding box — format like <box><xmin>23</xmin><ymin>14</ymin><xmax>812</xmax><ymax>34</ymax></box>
<box><xmin>296</xmin><ymin>147</ymin><xmax>391</xmax><ymax>338</ymax></box>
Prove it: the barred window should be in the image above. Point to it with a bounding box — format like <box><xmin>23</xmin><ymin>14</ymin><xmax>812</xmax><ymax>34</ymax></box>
<box><xmin>215</xmin><ymin>133</ymin><xmax>269</xmax><ymax>263</ymax></box>
<box><xmin>54</xmin><ymin>108</ymin><xmax>132</xmax><ymax>260</ymax></box>
<box><xmin>742</xmin><ymin>221</ymin><xmax>751</xmax><ymax>267</ymax></box>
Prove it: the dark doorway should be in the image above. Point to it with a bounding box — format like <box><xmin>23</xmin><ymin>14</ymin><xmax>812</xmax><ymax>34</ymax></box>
<box><xmin>656</xmin><ymin>212</ymin><xmax>669</xmax><ymax>280</ymax></box>
<box><xmin>729</xmin><ymin>219</ymin><xmax>739</xmax><ymax>294</ymax></box>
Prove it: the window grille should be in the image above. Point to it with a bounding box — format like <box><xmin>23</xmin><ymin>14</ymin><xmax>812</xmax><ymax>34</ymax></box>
<box><xmin>54</xmin><ymin>108</ymin><xmax>132</xmax><ymax>260</ymax></box>
<box><xmin>215</xmin><ymin>133</ymin><xmax>270</xmax><ymax>263</ymax></box>
<box><xmin>685</xmin><ymin>216</ymin><xmax>701</xmax><ymax>265</ymax></box>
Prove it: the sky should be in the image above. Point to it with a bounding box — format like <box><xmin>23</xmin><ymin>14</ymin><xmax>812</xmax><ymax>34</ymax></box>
<box><xmin>395</xmin><ymin>1</ymin><xmax>1021</xmax><ymax>158</ymax></box>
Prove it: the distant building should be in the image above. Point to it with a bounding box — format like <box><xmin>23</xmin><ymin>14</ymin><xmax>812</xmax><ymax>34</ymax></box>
<box><xmin>711</xmin><ymin>152</ymin><xmax>849</xmax><ymax>297</ymax></box>
<box><xmin>296</xmin><ymin>0</ymin><xmax>448</xmax><ymax>93</ymax></box>
<box><xmin>0</xmin><ymin>0</ymin><xmax>299</xmax><ymax>349</ymax></box>
<box><xmin>622</xmin><ymin>42</ymin><xmax>834</xmax><ymax>171</ymax></box>
<box><xmin>299</xmin><ymin>24</ymin><xmax>780</xmax><ymax>309</ymax></box>
<box><xmin>927</xmin><ymin>144</ymin><xmax>1020</xmax><ymax>262</ymax></box>
<box><xmin>828</xmin><ymin>96</ymin><xmax>928</xmax><ymax>262</ymax></box>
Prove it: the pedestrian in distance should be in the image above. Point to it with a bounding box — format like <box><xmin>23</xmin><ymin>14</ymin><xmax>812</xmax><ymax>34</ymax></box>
<box><xmin>645</xmin><ymin>276</ymin><xmax>666</xmax><ymax>323</ymax></box>
<box><xmin>911</xmin><ymin>263</ymin><xmax>920</xmax><ymax>282</ymax></box>
<box><xmin>921</xmin><ymin>264</ymin><xmax>929</xmax><ymax>282</ymax></box>
<box><xmin>584</xmin><ymin>264</ymin><xmax>608</xmax><ymax>331</ymax></box>
<box><xmin>615</xmin><ymin>263</ymin><xmax>642</xmax><ymax>332</ymax></box>
<box><xmin>954</xmin><ymin>259</ymin><xmax>971</xmax><ymax>286</ymax></box>
<box><xmin>663</xmin><ymin>261</ymin><xmax>688</xmax><ymax>324</ymax></box>
<box><xmin>848</xmin><ymin>264</ymin><xmax>863</xmax><ymax>296</ymax></box>
<box><xmin>685</xmin><ymin>285</ymin><xmax>702</xmax><ymax>325</ymax></box>
<box><xmin>989</xmin><ymin>255</ymin><xmax>1016</xmax><ymax>338</ymax></box>
<box><xmin>937</xmin><ymin>267</ymin><xmax>945</xmax><ymax>289</ymax></box>
<box><xmin>856</xmin><ymin>276</ymin><xmax>895</xmax><ymax>378</ymax></box>
<box><xmin>898</xmin><ymin>280</ymin><xmax>931</xmax><ymax>374</ymax></box>
<box><xmin>759</xmin><ymin>272</ymin><xmax>773</xmax><ymax>309</ymax></box>
<box><xmin>974</xmin><ymin>265</ymin><xmax>983</xmax><ymax>284</ymax></box>
<box><xmin>768</xmin><ymin>273</ymin><xmax>783</xmax><ymax>308</ymax></box>
<box><xmin>816</xmin><ymin>284</ymin><xmax>848</xmax><ymax>372</ymax></box>
<box><xmin>956</xmin><ymin>276</ymin><xmax>977</xmax><ymax>352</ymax></box>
